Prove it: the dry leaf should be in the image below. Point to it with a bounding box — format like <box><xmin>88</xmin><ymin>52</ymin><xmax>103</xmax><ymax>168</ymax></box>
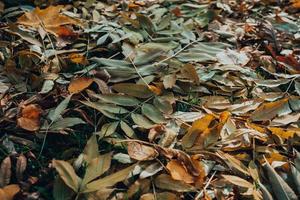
<box><xmin>16</xmin><ymin>154</ymin><xmax>27</xmax><ymax>181</ymax></box>
<box><xmin>268</xmin><ymin>127</ymin><xmax>298</xmax><ymax>139</ymax></box>
<box><xmin>181</xmin><ymin>64</ymin><xmax>200</xmax><ymax>85</ymax></box>
<box><xmin>166</xmin><ymin>160</ymin><xmax>194</xmax><ymax>184</ymax></box>
<box><xmin>17</xmin><ymin>104</ymin><xmax>42</xmax><ymax>131</ymax></box>
<box><xmin>1</xmin><ymin>184</ymin><xmax>20</xmax><ymax>200</ymax></box>
<box><xmin>69</xmin><ymin>53</ymin><xmax>88</xmax><ymax>65</ymax></box>
<box><xmin>0</xmin><ymin>157</ymin><xmax>11</xmax><ymax>187</ymax></box>
<box><xmin>17</xmin><ymin>6</ymin><xmax>81</xmax><ymax>36</ymax></box>
<box><xmin>127</xmin><ymin>142</ymin><xmax>158</xmax><ymax>161</ymax></box>
<box><xmin>68</xmin><ymin>77</ymin><xmax>94</xmax><ymax>94</ymax></box>
<box><xmin>250</xmin><ymin>99</ymin><xmax>289</xmax><ymax>121</ymax></box>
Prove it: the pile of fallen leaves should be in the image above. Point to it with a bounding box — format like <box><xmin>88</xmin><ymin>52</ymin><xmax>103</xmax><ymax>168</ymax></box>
<box><xmin>0</xmin><ymin>0</ymin><xmax>300</xmax><ymax>199</ymax></box>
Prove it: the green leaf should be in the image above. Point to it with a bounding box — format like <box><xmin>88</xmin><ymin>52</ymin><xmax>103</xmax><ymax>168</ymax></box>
<box><xmin>84</xmin><ymin>164</ymin><xmax>136</xmax><ymax>193</ymax></box>
<box><xmin>81</xmin><ymin>101</ymin><xmax>129</xmax><ymax>114</ymax></box>
<box><xmin>112</xmin><ymin>83</ymin><xmax>153</xmax><ymax>98</ymax></box>
<box><xmin>120</xmin><ymin>121</ymin><xmax>135</xmax><ymax>138</ymax></box>
<box><xmin>52</xmin><ymin>160</ymin><xmax>81</xmax><ymax>192</ymax></box>
<box><xmin>142</xmin><ymin>103</ymin><xmax>166</xmax><ymax>124</ymax></box>
<box><xmin>291</xmin><ymin>165</ymin><xmax>300</xmax><ymax>194</ymax></box>
<box><xmin>40</xmin><ymin>80</ymin><xmax>54</xmax><ymax>94</ymax></box>
<box><xmin>131</xmin><ymin>113</ymin><xmax>154</xmax><ymax>129</ymax></box>
<box><xmin>83</xmin><ymin>135</ymin><xmax>99</xmax><ymax>163</ymax></box>
<box><xmin>92</xmin><ymin>94</ymin><xmax>140</xmax><ymax>106</ymax></box>
<box><xmin>258</xmin><ymin>182</ymin><xmax>274</xmax><ymax>200</ymax></box>
<box><xmin>96</xmin><ymin>122</ymin><xmax>119</xmax><ymax>139</ymax></box>
<box><xmin>50</xmin><ymin>117</ymin><xmax>85</xmax><ymax>131</ymax></box>
<box><xmin>82</xmin><ymin>153</ymin><xmax>112</xmax><ymax>185</ymax></box>
<box><xmin>53</xmin><ymin>177</ymin><xmax>74</xmax><ymax>200</ymax></box>
<box><xmin>263</xmin><ymin>159</ymin><xmax>297</xmax><ymax>200</ymax></box>
<box><xmin>48</xmin><ymin>95</ymin><xmax>72</xmax><ymax>122</ymax></box>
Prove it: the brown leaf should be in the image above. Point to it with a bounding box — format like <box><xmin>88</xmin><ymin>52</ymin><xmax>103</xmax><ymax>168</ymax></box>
<box><xmin>17</xmin><ymin>104</ymin><xmax>42</xmax><ymax>131</ymax></box>
<box><xmin>16</xmin><ymin>154</ymin><xmax>27</xmax><ymax>181</ymax></box>
<box><xmin>250</xmin><ymin>99</ymin><xmax>289</xmax><ymax>121</ymax></box>
<box><xmin>181</xmin><ymin>64</ymin><xmax>200</xmax><ymax>85</ymax></box>
<box><xmin>127</xmin><ymin>142</ymin><xmax>158</xmax><ymax>161</ymax></box>
<box><xmin>68</xmin><ymin>77</ymin><xmax>93</xmax><ymax>94</ymax></box>
<box><xmin>0</xmin><ymin>157</ymin><xmax>12</xmax><ymax>187</ymax></box>
<box><xmin>166</xmin><ymin>160</ymin><xmax>194</xmax><ymax>184</ymax></box>
<box><xmin>17</xmin><ymin>6</ymin><xmax>81</xmax><ymax>36</ymax></box>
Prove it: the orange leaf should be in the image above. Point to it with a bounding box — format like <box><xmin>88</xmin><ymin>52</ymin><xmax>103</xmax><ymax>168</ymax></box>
<box><xmin>17</xmin><ymin>104</ymin><xmax>42</xmax><ymax>131</ymax></box>
<box><xmin>17</xmin><ymin>6</ymin><xmax>81</xmax><ymax>36</ymax></box>
<box><xmin>69</xmin><ymin>53</ymin><xmax>88</xmax><ymax>65</ymax></box>
<box><xmin>68</xmin><ymin>77</ymin><xmax>93</xmax><ymax>94</ymax></box>
<box><xmin>292</xmin><ymin>0</ymin><xmax>300</xmax><ymax>8</ymax></box>
<box><xmin>166</xmin><ymin>160</ymin><xmax>194</xmax><ymax>184</ymax></box>
<box><xmin>0</xmin><ymin>184</ymin><xmax>20</xmax><ymax>200</ymax></box>
<box><xmin>148</xmin><ymin>85</ymin><xmax>162</xmax><ymax>96</ymax></box>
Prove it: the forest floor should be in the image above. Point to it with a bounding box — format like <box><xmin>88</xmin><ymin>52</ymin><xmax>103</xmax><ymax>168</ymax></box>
<box><xmin>0</xmin><ymin>0</ymin><xmax>300</xmax><ymax>200</ymax></box>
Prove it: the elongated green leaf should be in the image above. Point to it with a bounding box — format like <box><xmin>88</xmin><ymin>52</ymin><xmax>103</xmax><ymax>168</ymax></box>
<box><xmin>131</xmin><ymin>113</ymin><xmax>154</xmax><ymax>129</ymax></box>
<box><xmin>84</xmin><ymin>164</ymin><xmax>136</xmax><ymax>193</ymax></box>
<box><xmin>49</xmin><ymin>95</ymin><xmax>72</xmax><ymax>122</ymax></box>
<box><xmin>50</xmin><ymin>117</ymin><xmax>85</xmax><ymax>131</ymax></box>
<box><xmin>97</xmin><ymin>122</ymin><xmax>119</xmax><ymax>139</ymax></box>
<box><xmin>263</xmin><ymin>159</ymin><xmax>297</xmax><ymax>200</ymax></box>
<box><xmin>112</xmin><ymin>83</ymin><xmax>153</xmax><ymax>98</ymax></box>
<box><xmin>81</xmin><ymin>101</ymin><xmax>129</xmax><ymax>114</ymax></box>
<box><xmin>120</xmin><ymin>121</ymin><xmax>135</xmax><ymax>138</ymax></box>
<box><xmin>52</xmin><ymin>160</ymin><xmax>81</xmax><ymax>192</ymax></box>
<box><xmin>142</xmin><ymin>103</ymin><xmax>166</xmax><ymax>124</ymax></box>
<box><xmin>53</xmin><ymin>177</ymin><xmax>74</xmax><ymax>200</ymax></box>
<box><xmin>258</xmin><ymin>182</ymin><xmax>274</xmax><ymax>200</ymax></box>
<box><xmin>83</xmin><ymin>135</ymin><xmax>99</xmax><ymax>163</ymax></box>
<box><xmin>92</xmin><ymin>94</ymin><xmax>140</xmax><ymax>106</ymax></box>
<box><xmin>291</xmin><ymin>165</ymin><xmax>300</xmax><ymax>194</ymax></box>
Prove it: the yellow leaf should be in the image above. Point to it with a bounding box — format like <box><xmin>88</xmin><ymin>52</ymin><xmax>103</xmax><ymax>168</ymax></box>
<box><xmin>69</xmin><ymin>53</ymin><xmax>88</xmax><ymax>65</ymax></box>
<box><xmin>68</xmin><ymin>77</ymin><xmax>93</xmax><ymax>94</ymax></box>
<box><xmin>268</xmin><ymin>127</ymin><xmax>297</xmax><ymax>139</ymax></box>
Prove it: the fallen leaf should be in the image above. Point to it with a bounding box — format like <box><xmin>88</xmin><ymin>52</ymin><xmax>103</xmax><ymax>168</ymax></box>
<box><xmin>69</xmin><ymin>53</ymin><xmax>88</xmax><ymax>65</ymax></box>
<box><xmin>68</xmin><ymin>77</ymin><xmax>94</xmax><ymax>94</ymax></box>
<box><xmin>0</xmin><ymin>157</ymin><xmax>11</xmax><ymax>187</ymax></box>
<box><xmin>250</xmin><ymin>99</ymin><xmax>289</xmax><ymax>121</ymax></box>
<box><xmin>17</xmin><ymin>6</ymin><xmax>81</xmax><ymax>36</ymax></box>
<box><xmin>166</xmin><ymin>160</ymin><xmax>194</xmax><ymax>184</ymax></box>
<box><xmin>52</xmin><ymin>160</ymin><xmax>81</xmax><ymax>192</ymax></box>
<box><xmin>17</xmin><ymin>104</ymin><xmax>42</xmax><ymax>131</ymax></box>
<box><xmin>127</xmin><ymin>142</ymin><xmax>158</xmax><ymax>161</ymax></box>
<box><xmin>268</xmin><ymin>127</ymin><xmax>298</xmax><ymax>139</ymax></box>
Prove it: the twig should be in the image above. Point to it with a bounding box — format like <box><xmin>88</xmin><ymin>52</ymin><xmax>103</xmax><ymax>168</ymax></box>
<box><xmin>195</xmin><ymin>170</ymin><xmax>217</xmax><ymax>200</ymax></box>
